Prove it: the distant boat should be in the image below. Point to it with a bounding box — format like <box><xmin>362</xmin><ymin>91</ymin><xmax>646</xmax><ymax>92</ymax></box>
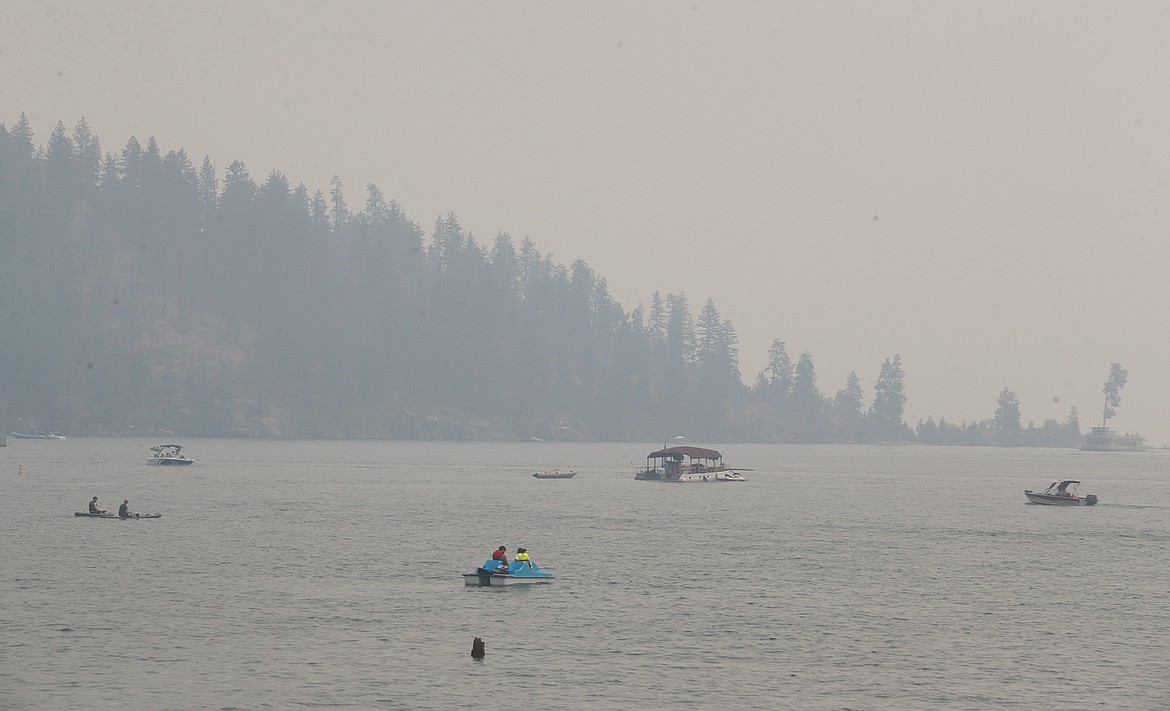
<box><xmin>1025</xmin><ymin>480</ymin><xmax>1098</xmax><ymax>506</ymax></box>
<box><xmin>532</xmin><ymin>469</ymin><xmax>576</xmax><ymax>479</ymax></box>
<box><xmin>147</xmin><ymin>444</ymin><xmax>194</xmax><ymax>465</ymax></box>
<box><xmin>1080</xmin><ymin>427</ymin><xmax>1145</xmax><ymax>452</ymax></box>
<box><xmin>635</xmin><ymin>444</ymin><xmax>747</xmax><ymax>482</ymax></box>
<box><xmin>677</xmin><ymin>470</ymin><xmax>746</xmax><ymax>482</ymax></box>
<box><xmin>10</xmin><ymin>431</ymin><xmax>66</xmax><ymax>440</ymax></box>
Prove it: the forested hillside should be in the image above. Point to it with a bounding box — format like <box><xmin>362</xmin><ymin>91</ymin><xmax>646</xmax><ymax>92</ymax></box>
<box><xmin>0</xmin><ymin>116</ymin><xmax>1080</xmax><ymax>444</ymax></box>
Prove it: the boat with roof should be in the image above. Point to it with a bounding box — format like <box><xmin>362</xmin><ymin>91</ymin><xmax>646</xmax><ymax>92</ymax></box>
<box><xmin>1079</xmin><ymin>426</ymin><xmax>1146</xmax><ymax>452</ymax></box>
<box><xmin>1025</xmin><ymin>480</ymin><xmax>1098</xmax><ymax>506</ymax></box>
<box><xmin>634</xmin><ymin>442</ymin><xmax>747</xmax><ymax>482</ymax></box>
<box><xmin>147</xmin><ymin>444</ymin><xmax>194</xmax><ymax>465</ymax></box>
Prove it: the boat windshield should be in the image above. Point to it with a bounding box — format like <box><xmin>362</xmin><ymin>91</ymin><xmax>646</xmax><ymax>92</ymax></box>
<box><xmin>1043</xmin><ymin>480</ymin><xmax>1081</xmax><ymax>496</ymax></box>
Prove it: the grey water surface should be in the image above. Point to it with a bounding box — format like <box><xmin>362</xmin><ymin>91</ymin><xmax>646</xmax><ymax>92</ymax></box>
<box><xmin>2</xmin><ymin>439</ymin><xmax>1168</xmax><ymax>710</ymax></box>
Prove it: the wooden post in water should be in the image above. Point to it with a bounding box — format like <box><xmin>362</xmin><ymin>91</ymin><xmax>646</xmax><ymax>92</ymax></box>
<box><xmin>471</xmin><ymin>637</ymin><xmax>485</xmax><ymax>659</ymax></box>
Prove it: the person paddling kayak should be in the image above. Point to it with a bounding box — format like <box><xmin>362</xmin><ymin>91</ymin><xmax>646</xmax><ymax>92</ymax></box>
<box><xmin>118</xmin><ymin>499</ymin><xmax>138</xmax><ymax>519</ymax></box>
<box><xmin>88</xmin><ymin>497</ymin><xmax>106</xmax><ymax>514</ymax></box>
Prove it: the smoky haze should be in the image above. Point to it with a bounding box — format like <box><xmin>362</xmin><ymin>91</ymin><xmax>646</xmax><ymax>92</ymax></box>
<box><xmin>2</xmin><ymin>1</ymin><xmax>1168</xmax><ymax>444</ymax></box>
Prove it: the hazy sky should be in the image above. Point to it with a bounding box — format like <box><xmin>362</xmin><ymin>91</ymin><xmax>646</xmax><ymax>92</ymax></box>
<box><xmin>3</xmin><ymin>1</ymin><xmax>1168</xmax><ymax>444</ymax></box>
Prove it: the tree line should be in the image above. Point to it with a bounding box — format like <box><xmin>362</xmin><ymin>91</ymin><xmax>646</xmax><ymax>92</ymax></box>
<box><xmin>0</xmin><ymin>116</ymin><xmax>1092</xmax><ymax>444</ymax></box>
<box><xmin>911</xmin><ymin>362</ymin><xmax>1129</xmax><ymax>448</ymax></box>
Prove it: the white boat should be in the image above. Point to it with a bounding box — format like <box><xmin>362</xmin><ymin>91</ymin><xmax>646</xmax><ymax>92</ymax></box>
<box><xmin>677</xmin><ymin>470</ymin><xmax>747</xmax><ymax>482</ymax></box>
<box><xmin>1025</xmin><ymin>480</ymin><xmax>1098</xmax><ymax>506</ymax></box>
<box><xmin>635</xmin><ymin>444</ymin><xmax>747</xmax><ymax>482</ymax></box>
<box><xmin>1080</xmin><ymin>426</ymin><xmax>1145</xmax><ymax>451</ymax></box>
<box><xmin>532</xmin><ymin>469</ymin><xmax>576</xmax><ymax>479</ymax></box>
<box><xmin>10</xmin><ymin>431</ymin><xmax>66</xmax><ymax>440</ymax></box>
<box><xmin>147</xmin><ymin>444</ymin><xmax>194</xmax><ymax>465</ymax></box>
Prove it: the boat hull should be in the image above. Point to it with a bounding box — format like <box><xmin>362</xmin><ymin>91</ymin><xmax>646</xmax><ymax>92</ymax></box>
<box><xmin>75</xmin><ymin>512</ymin><xmax>162</xmax><ymax>519</ymax></box>
<box><xmin>147</xmin><ymin>458</ymin><xmax>194</xmax><ymax>465</ymax></box>
<box><xmin>677</xmin><ymin>472</ymin><xmax>746</xmax><ymax>482</ymax></box>
<box><xmin>463</xmin><ymin>559</ymin><xmax>555</xmax><ymax>586</ymax></box>
<box><xmin>532</xmin><ymin>471</ymin><xmax>575</xmax><ymax>478</ymax></box>
<box><xmin>637</xmin><ymin>469</ymin><xmax>745</xmax><ymax>482</ymax></box>
<box><xmin>463</xmin><ymin>571</ymin><xmax>554</xmax><ymax>586</ymax></box>
<box><xmin>1024</xmin><ymin>492</ymin><xmax>1098</xmax><ymax>506</ymax></box>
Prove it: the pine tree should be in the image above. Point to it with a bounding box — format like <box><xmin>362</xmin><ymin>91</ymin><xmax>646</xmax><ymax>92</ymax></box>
<box><xmin>665</xmin><ymin>293</ymin><xmax>695</xmax><ymax>364</ymax></box>
<box><xmin>71</xmin><ymin>118</ymin><xmax>102</xmax><ymax>189</ymax></box>
<box><xmin>994</xmin><ymin>387</ymin><xmax>1021</xmax><ymax>442</ymax></box>
<box><xmin>197</xmin><ymin>156</ymin><xmax>218</xmax><ymax>222</ymax></box>
<box><xmin>1101</xmin><ymin>363</ymin><xmax>1128</xmax><ymax>427</ymax></box>
<box><xmin>870</xmin><ymin>354</ymin><xmax>908</xmax><ymax>439</ymax></box>
<box><xmin>329</xmin><ymin>175</ymin><xmax>349</xmax><ymax>232</ymax></box>
<box><xmin>763</xmin><ymin>339</ymin><xmax>794</xmax><ymax>406</ymax></box>
<box><xmin>647</xmin><ymin>291</ymin><xmax>667</xmax><ymax>347</ymax></box>
<box><xmin>120</xmin><ymin>136</ymin><xmax>143</xmax><ymax>190</ymax></box>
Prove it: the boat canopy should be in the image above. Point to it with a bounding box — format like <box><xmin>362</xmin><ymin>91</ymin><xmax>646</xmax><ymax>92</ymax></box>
<box><xmin>647</xmin><ymin>445</ymin><xmax>722</xmax><ymax>462</ymax></box>
<box><xmin>151</xmin><ymin>444</ymin><xmax>183</xmax><ymax>452</ymax></box>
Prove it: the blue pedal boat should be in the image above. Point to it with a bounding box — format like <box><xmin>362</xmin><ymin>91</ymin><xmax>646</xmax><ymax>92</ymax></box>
<box><xmin>463</xmin><ymin>559</ymin><xmax>555</xmax><ymax>586</ymax></box>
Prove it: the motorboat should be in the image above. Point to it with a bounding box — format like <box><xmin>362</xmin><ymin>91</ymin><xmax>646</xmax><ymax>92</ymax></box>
<box><xmin>677</xmin><ymin>470</ymin><xmax>747</xmax><ymax>482</ymax></box>
<box><xmin>532</xmin><ymin>469</ymin><xmax>576</xmax><ymax>479</ymax></box>
<box><xmin>10</xmin><ymin>431</ymin><xmax>66</xmax><ymax>440</ymax></box>
<box><xmin>635</xmin><ymin>444</ymin><xmax>747</xmax><ymax>482</ymax></box>
<box><xmin>463</xmin><ymin>558</ymin><xmax>555</xmax><ymax>586</ymax></box>
<box><xmin>147</xmin><ymin>444</ymin><xmax>194</xmax><ymax>465</ymax></box>
<box><xmin>1025</xmin><ymin>480</ymin><xmax>1098</xmax><ymax>506</ymax></box>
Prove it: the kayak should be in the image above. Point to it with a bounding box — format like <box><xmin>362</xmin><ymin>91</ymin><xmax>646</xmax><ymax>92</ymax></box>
<box><xmin>74</xmin><ymin>512</ymin><xmax>162</xmax><ymax>519</ymax></box>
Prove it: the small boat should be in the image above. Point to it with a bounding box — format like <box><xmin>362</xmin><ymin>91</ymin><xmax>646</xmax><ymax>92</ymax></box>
<box><xmin>74</xmin><ymin>512</ymin><xmax>162</xmax><ymax>519</ymax></box>
<box><xmin>10</xmin><ymin>431</ymin><xmax>66</xmax><ymax>440</ymax></box>
<box><xmin>463</xmin><ymin>558</ymin><xmax>555</xmax><ymax>586</ymax></box>
<box><xmin>147</xmin><ymin>444</ymin><xmax>194</xmax><ymax>465</ymax></box>
<box><xmin>532</xmin><ymin>469</ymin><xmax>576</xmax><ymax>479</ymax></box>
<box><xmin>635</xmin><ymin>444</ymin><xmax>747</xmax><ymax>482</ymax></box>
<box><xmin>677</xmin><ymin>470</ymin><xmax>747</xmax><ymax>482</ymax></box>
<box><xmin>1025</xmin><ymin>480</ymin><xmax>1098</xmax><ymax>506</ymax></box>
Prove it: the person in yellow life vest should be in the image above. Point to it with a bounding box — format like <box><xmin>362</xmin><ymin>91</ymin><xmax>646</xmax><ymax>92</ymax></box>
<box><xmin>515</xmin><ymin>548</ymin><xmax>531</xmax><ymax>568</ymax></box>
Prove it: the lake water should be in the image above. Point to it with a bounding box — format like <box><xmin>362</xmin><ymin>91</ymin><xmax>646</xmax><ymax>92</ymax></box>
<box><xmin>2</xmin><ymin>439</ymin><xmax>1168</xmax><ymax>710</ymax></box>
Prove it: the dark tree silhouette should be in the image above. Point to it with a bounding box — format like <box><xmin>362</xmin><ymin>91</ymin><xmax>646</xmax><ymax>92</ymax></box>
<box><xmin>1101</xmin><ymin>363</ymin><xmax>1128</xmax><ymax>427</ymax></box>
<box><xmin>0</xmin><ymin>115</ymin><xmax>1090</xmax><ymax>445</ymax></box>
